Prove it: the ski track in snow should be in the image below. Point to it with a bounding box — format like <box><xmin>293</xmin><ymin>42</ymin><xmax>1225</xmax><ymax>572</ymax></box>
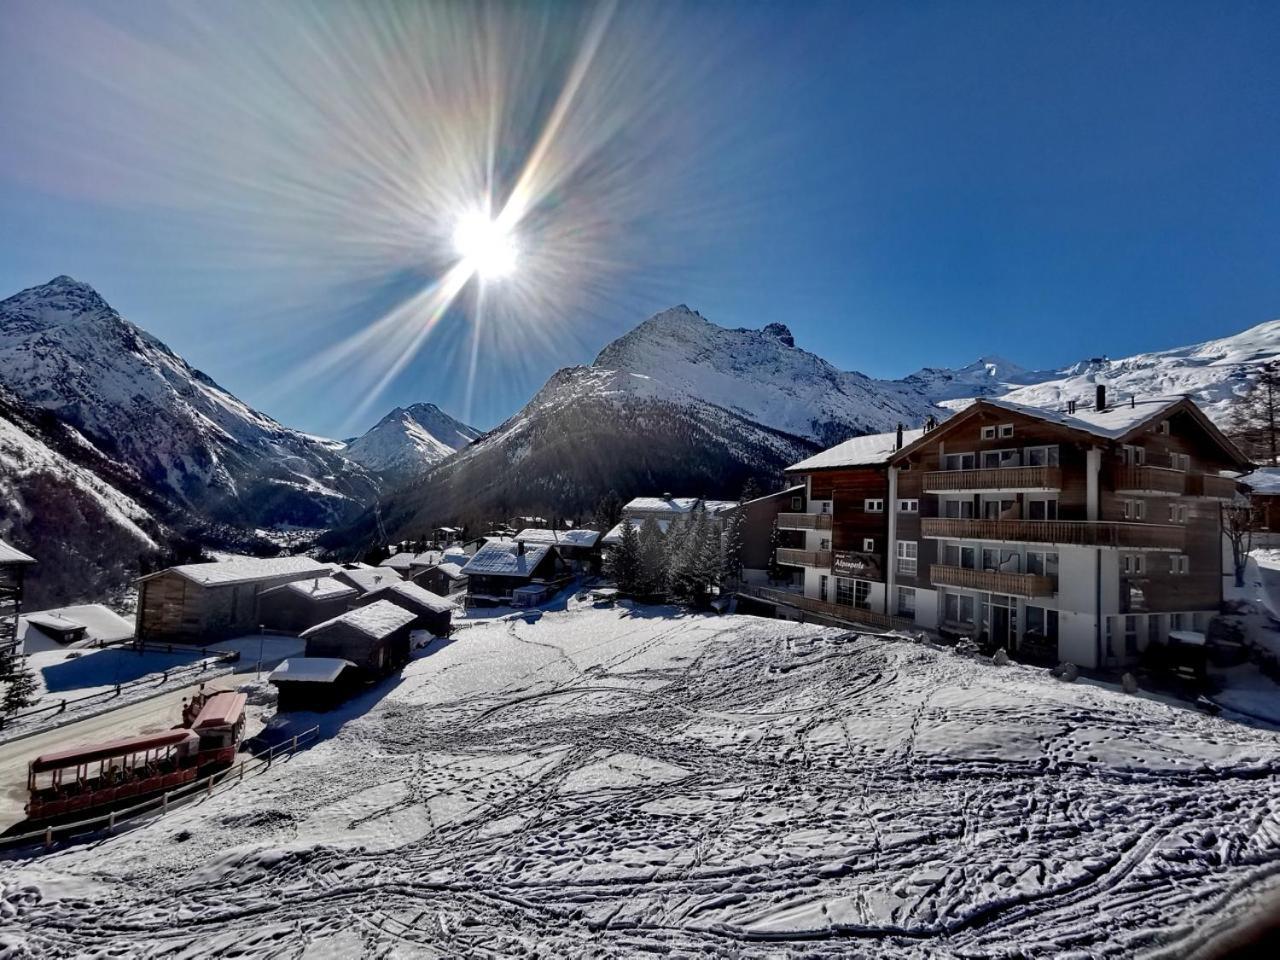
<box><xmin>2</xmin><ymin>602</ymin><xmax>1280</xmax><ymax>957</ymax></box>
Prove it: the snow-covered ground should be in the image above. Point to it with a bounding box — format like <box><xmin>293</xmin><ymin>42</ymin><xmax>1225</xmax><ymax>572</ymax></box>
<box><xmin>2</xmin><ymin>602</ymin><xmax>1279</xmax><ymax>957</ymax></box>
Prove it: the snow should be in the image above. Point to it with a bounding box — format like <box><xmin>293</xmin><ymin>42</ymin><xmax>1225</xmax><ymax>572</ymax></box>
<box><xmin>362</xmin><ymin>580</ymin><xmax>456</xmax><ymax>614</ymax></box>
<box><xmin>155</xmin><ymin>555</ymin><xmax>333</xmax><ymax>587</ymax></box>
<box><xmin>1241</xmin><ymin>466</ymin><xmax>1280</xmax><ymax>494</ymax></box>
<box><xmin>602</xmin><ymin>518</ymin><xmax>674</xmax><ymax>545</ymax></box>
<box><xmin>430</xmin><ymin>561</ymin><xmax>467</xmax><ymax>580</ymax></box>
<box><xmin>301</xmin><ymin>599</ymin><xmax>417</xmax><ymax>640</ymax></box>
<box><xmin>983</xmin><ymin>394</ymin><xmax>1187</xmax><ymax>440</ymax></box>
<box><xmin>624</xmin><ymin>495</ymin><xmax>699</xmax><ymax>513</ymax></box>
<box><xmin>0</xmin><ymin>537</ymin><xmax>36</xmax><ymax>564</ymax></box>
<box><xmin>3</xmin><ymin>602</ymin><xmax>1279</xmax><ymax>957</ymax></box>
<box><xmin>461</xmin><ymin>541</ymin><xmax>553</xmax><ymax>577</ymax></box>
<box><xmin>342</xmin><ymin>403</ymin><xmax>479</xmax><ymax>477</ymax></box>
<box><xmin>259</xmin><ymin>576</ymin><xmax>357</xmax><ymax>601</ymax></box>
<box><xmin>514</xmin><ymin>527</ymin><xmax>601</xmax><ymax>548</ymax></box>
<box><xmin>378</xmin><ymin>551</ymin><xmax>439</xmax><ymax>571</ymax></box>
<box><xmin>18</xmin><ymin>604</ymin><xmax>133</xmax><ymax>653</ymax></box>
<box><xmin>333</xmin><ymin>566</ymin><xmax>402</xmax><ymax>594</ymax></box>
<box><xmin>789</xmin><ymin>427</ymin><xmax>925</xmax><ymax>471</ymax></box>
<box><xmin>268</xmin><ymin>657</ymin><xmax>354</xmax><ymax>684</ymax></box>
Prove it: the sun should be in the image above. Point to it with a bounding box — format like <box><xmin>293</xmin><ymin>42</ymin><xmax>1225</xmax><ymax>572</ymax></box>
<box><xmin>453</xmin><ymin>210</ymin><xmax>517</xmax><ymax>279</ymax></box>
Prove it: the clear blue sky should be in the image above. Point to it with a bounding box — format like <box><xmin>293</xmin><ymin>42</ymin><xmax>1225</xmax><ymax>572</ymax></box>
<box><xmin>1</xmin><ymin>0</ymin><xmax>1278</xmax><ymax>436</ymax></box>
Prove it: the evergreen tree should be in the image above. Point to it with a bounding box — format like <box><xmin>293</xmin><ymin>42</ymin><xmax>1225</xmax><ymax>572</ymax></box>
<box><xmin>638</xmin><ymin>516</ymin><xmax>668</xmax><ymax>598</ymax></box>
<box><xmin>605</xmin><ymin>519</ymin><xmax>641</xmax><ymax>594</ymax></box>
<box><xmin>593</xmin><ymin>490</ymin><xmax>624</xmax><ymax>532</ymax></box>
<box><xmin>0</xmin><ymin>649</ymin><xmax>37</xmax><ymax>718</ymax></box>
<box><xmin>1229</xmin><ymin>362</ymin><xmax>1280</xmax><ymax>465</ymax></box>
<box><xmin>720</xmin><ymin>512</ymin><xmax>744</xmax><ymax>586</ymax></box>
<box><xmin>766</xmin><ymin>518</ymin><xmax>785</xmax><ymax>583</ymax></box>
<box><xmin>740</xmin><ymin>477</ymin><xmax>763</xmax><ymax>503</ymax></box>
<box><xmin>664</xmin><ymin>513</ymin><xmax>695</xmax><ymax>600</ymax></box>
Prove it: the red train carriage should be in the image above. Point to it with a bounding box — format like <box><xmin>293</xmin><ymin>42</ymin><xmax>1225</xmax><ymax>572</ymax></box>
<box><xmin>26</xmin><ymin>729</ymin><xmax>200</xmax><ymax>821</ymax></box>
<box><xmin>191</xmin><ymin>690</ymin><xmax>248</xmax><ymax>767</ymax></box>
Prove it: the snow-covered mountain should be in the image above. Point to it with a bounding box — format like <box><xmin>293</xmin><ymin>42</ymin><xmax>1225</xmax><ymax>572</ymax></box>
<box><xmin>0</xmin><ymin>277</ymin><xmax>378</xmax><ymax>529</ymax></box>
<box><xmin>343</xmin><ymin>403</ymin><xmax>479</xmax><ymax>480</ymax></box>
<box><xmin>899</xmin><ymin>355</ymin><xmax>1057</xmax><ymax>402</ymax></box>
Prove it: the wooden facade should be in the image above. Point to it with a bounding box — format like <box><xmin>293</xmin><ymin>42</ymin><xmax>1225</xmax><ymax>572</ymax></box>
<box><xmin>0</xmin><ymin>539</ymin><xmax>36</xmax><ymax>654</ymax></box>
<box><xmin>302</xmin><ymin>613</ymin><xmax>413</xmax><ymax>676</ymax></box>
<box><xmin>257</xmin><ymin>582</ymin><xmax>357</xmax><ymax>635</ymax></box>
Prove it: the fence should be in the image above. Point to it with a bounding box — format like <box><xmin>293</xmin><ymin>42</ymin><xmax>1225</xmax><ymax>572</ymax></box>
<box><xmin>0</xmin><ymin>650</ymin><xmax>238</xmax><ymax>733</ymax></box>
<box><xmin>2</xmin><ymin>726</ymin><xmax>320</xmax><ymax>852</ymax></box>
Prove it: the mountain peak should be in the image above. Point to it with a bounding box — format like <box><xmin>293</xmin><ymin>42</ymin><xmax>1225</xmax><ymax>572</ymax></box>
<box><xmin>761</xmin><ymin>322</ymin><xmax>794</xmax><ymax>347</ymax></box>
<box><xmin>344</xmin><ymin>401</ymin><xmax>479</xmax><ymax>479</ymax></box>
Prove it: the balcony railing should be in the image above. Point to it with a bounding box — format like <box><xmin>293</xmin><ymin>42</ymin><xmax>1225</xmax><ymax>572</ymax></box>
<box><xmin>777</xmin><ymin>512</ymin><xmax>833</xmax><ymax>531</ymax></box>
<box><xmin>1112</xmin><ymin>465</ymin><xmax>1186</xmax><ymax>496</ymax></box>
<box><xmin>922</xmin><ymin>466</ymin><xmax>1062</xmax><ymax>493</ymax></box>
<box><xmin>1189</xmin><ymin>473</ymin><xmax>1240</xmax><ymax>500</ymax></box>
<box><xmin>776</xmin><ymin>548</ymin><xmax>832</xmax><ymax>568</ymax></box>
<box><xmin>737</xmin><ymin>584</ymin><xmax>913</xmax><ymax>632</ymax></box>
<box><xmin>921</xmin><ymin>517</ymin><xmax>1185</xmax><ymax>550</ymax></box>
<box><xmin>929</xmin><ymin>564</ymin><xmax>1056</xmax><ymax>598</ymax></box>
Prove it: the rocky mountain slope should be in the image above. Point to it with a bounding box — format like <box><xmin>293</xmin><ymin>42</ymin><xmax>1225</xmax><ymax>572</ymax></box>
<box><xmin>0</xmin><ymin>277</ymin><xmax>378</xmax><ymax>530</ymax></box>
<box><xmin>342</xmin><ymin>403</ymin><xmax>479</xmax><ymax>481</ymax></box>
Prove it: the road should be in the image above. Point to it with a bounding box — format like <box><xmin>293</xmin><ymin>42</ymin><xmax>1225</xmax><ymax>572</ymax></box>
<box><xmin>0</xmin><ymin>676</ymin><xmax>238</xmax><ymax>831</ymax></box>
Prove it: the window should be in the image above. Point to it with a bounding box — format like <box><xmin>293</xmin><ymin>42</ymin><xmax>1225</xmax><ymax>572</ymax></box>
<box><xmin>819</xmin><ymin>575</ymin><xmax>829</xmax><ymax>603</ymax></box>
<box><xmin>1159</xmin><ymin>420</ymin><xmax>1171</xmax><ymax>435</ymax></box>
<box><xmin>1170</xmin><ymin>452</ymin><xmax>1190</xmax><ymax>471</ymax></box>
<box><xmin>944</xmin><ymin>498</ymin><xmax>976</xmax><ymax>519</ymax></box>
<box><xmin>819</xmin><ymin>538</ymin><xmax>831</xmax><ymax>550</ymax></box>
<box><xmin>983</xmin><ymin>498</ymin><xmax>1016</xmax><ymax>519</ymax></box>
<box><xmin>981</xmin><ymin>425</ymin><xmax>997</xmax><ymax>440</ymax></box>
<box><xmin>897</xmin><ymin>586</ymin><xmax>916</xmax><ymax>617</ymax></box>
<box><xmin>1027</xmin><ymin>497</ymin><xmax>1059</xmax><ymax>521</ymax></box>
<box><xmin>897</xmin><ymin>541</ymin><xmax>918</xmax><ymax>576</ymax></box>
<box><xmin>1171</xmin><ymin>612</ymin><xmax>1186</xmax><ymax>631</ymax></box>
<box><xmin>1026</xmin><ymin>550</ymin><xmax>1059</xmax><ymax>582</ymax></box>
<box><xmin>1024</xmin><ymin>445</ymin><xmax>1060</xmax><ymax>467</ymax></box>
<box><xmin>864</xmin><ymin>499</ymin><xmax>884</xmax><ymax>513</ymax></box>
<box><xmin>820</xmin><ymin>501</ymin><xmax>830</xmax><ymax>514</ymax></box>
<box><xmin>1122</xmin><ymin>553</ymin><xmax>1145</xmax><ymax>576</ymax></box>
<box><xmin>982</xmin><ymin>547</ymin><xmax>1019</xmax><ymax>573</ymax></box>
<box><xmin>1168</xmin><ymin>503</ymin><xmax>1188</xmax><ymax>524</ymax></box>
<box><xmin>944</xmin><ymin>452</ymin><xmax>976</xmax><ymax>471</ymax></box>
<box><xmin>944</xmin><ymin>593</ymin><xmax>976</xmax><ymax>625</ymax></box>
<box><xmin>1122</xmin><ymin>444</ymin><xmax>1146</xmax><ymax>466</ymax></box>
<box><xmin>999</xmin><ymin>424</ymin><xmax>1014</xmax><ymax>438</ymax></box>
<box><xmin>1123</xmin><ymin>499</ymin><xmax>1146</xmax><ymax>521</ymax></box>
<box><xmin>862</xmin><ymin>538</ymin><xmax>876</xmax><ymax>552</ymax></box>
<box><xmin>1025</xmin><ymin>606</ymin><xmax>1059</xmax><ymax>640</ymax></box>
<box><xmin>981</xmin><ymin>448</ymin><xmax>1020</xmax><ymax>469</ymax></box>
<box><xmin>898</xmin><ymin>499</ymin><xmax>919</xmax><ymax>513</ymax></box>
<box><xmin>854</xmin><ymin>580</ymin><xmax>872</xmax><ymax>610</ymax></box>
<box><xmin>835</xmin><ymin>577</ymin><xmax>855</xmax><ymax>606</ymax></box>
<box><xmin>790</xmin><ymin>495</ymin><xmax>803</xmax><ymax>510</ymax></box>
<box><xmin>944</xmin><ymin>543</ymin><xmax>978</xmax><ymax>569</ymax></box>
<box><xmin>1124</xmin><ymin>615</ymin><xmax>1139</xmax><ymax>656</ymax></box>
<box><xmin>1170</xmin><ymin>554</ymin><xmax>1189</xmax><ymax>575</ymax></box>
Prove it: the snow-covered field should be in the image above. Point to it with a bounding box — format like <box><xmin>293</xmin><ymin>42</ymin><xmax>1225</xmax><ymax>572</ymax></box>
<box><xmin>3</xmin><ymin>602</ymin><xmax>1280</xmax><ymax>957</ymax></box>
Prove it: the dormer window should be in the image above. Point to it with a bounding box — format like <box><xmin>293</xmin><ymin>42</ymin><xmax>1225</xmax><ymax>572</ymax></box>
<box><xmin>981</xmin><ymin>426</ymin><xmax>996</xmax><ymax>440</ymax></box>
<box><xmin>999</xmin><ymin>424</ymin><xmax>1014</xmax><ymax>438</ymax></box>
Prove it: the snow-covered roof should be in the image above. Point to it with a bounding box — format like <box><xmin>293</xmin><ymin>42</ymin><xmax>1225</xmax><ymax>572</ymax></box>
<box><xmin>602</xmin><ymin>518</ymin><xmax>674</xmax><ymax>545</ymax></box>
<box><xmin>379</xmin><ymin>551</ymin><xmax>439</xmax><ymax>570</ymax></box>
<box><xmin>1168</xmin><ymin>630</ymin><xmax>1207</xmax><ymax>647</ymax></box>
<box><xmin>24</xmin><ymin>612</ymin><xmax>86</xmax><ymax>634</ymax></box>
<box><xmin>1240</xmin><ymin>467</ymin><xmax>1280</xmax><ymax>495</ymax></box>
<box><xmin>0</xmin><ymin>538</ymin><xmax>36</xmax><ymax>564</ymax></box>
<box><xmin>363</xmin><ymin>580</ymin><xmax>456</xmax><ymax>614</ymax></box>
<box><xmin>301</xmin><ymin>599</ymin><xmax>417</xmax><ymax>640</ymax></box>
<box><xmin>428</xmin><ymin>561</ymin><xmax>467</xmax><ymax>580</ymax></box>
<box><xmin>514</xmin><ymin>528</ymin><xmax>602</xmax><ymax>548</ymax></box>
<box><xmin>978</xmin><ymin>395</ymin><xmax>1186</xmax><ymax>441</ymax></box>
<box><xmin>269</xmin><ymin>657</ymin><xmax>356</xmax><ymax>684</ymax></box>
<box><xmin>148</xmin><ymin>555</ymin><xmax>332</xmax><ymax>587</ymax></box>
<box><xmin>741</xmin><ymin>485</ymin><xmax>805</xmax><ymax>508</ymax></box>
<box><xmin>461</xmin><ymin>541</ymin><xmax>553</xmax><ymax>578</ymax></box>
<box><xmin>334</xmin><ymin>566</ymin><xmax>403</xmax><ymax>593</ymax></box>
<box><xmin>19</xmin><ymin>604</ymin><xmax>133</xmax><ymax>645</ymax></box>
<box><xmin>701</xmin><ymin>500</ymin><xmax>739</xmax><ymax>516</ymax></box>
<box><xmin>624</xmin><ymin>496</ymin><xmax>699</xmax><ymax>514</ymax></box>
<box><xmin>789</xmin><ymin>429</ymin><xmax>925</xmax><ymax>472</ymax></box>
<box><xmin>260</xmin><ymin>576</ymin><xmax>358</xmax><ymax>602</ymax></box>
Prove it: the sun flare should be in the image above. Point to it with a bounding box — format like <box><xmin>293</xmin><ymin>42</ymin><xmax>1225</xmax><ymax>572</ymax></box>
<box><xmin>452</xmin><ymin>211</ymin><xmax>517</xmax><ymax>280</ymax></box>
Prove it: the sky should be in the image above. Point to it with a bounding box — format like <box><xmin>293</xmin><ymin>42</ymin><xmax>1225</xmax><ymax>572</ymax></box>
<box><xmin>1</xmin><ymin>0</ymin><xmax>1278</xmax><ymax>437</ymax></box>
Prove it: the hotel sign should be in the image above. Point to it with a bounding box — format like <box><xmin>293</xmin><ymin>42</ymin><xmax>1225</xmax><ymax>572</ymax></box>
<box><xmin>833</xmin><ymin>551</ymin><xmax>882</xmax><ymax>579</ymax></box>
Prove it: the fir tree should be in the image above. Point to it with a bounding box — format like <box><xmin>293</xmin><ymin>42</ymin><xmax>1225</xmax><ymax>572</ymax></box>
<box><xmin>605</xmin><ymin>519</ymin><xmax>641</xmax><ymax>594</ymax></box>
<box><xmin>0</xmin><ymin>649</ymin><xmax>37</xmax><ymax>718</ymax></box>
<box><xmin>593</xmin><ymin>490</ymin><xmax>624</xmax><ymax>532</ymax></box>
<box><xmin>638</xmin><ymin>516</ymin><xmax>668</xmax><ymax>598</ymax></box>
<box><xmin>720</xmin><ymin>512</ymin><xmax>744</xmax><ymax>586</ymax></box>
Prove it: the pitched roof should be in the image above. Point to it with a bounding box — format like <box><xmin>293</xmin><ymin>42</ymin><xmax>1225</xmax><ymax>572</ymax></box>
<box><xmin>144</xmin><ymin>555</ymin><xmax>332</xmax><ymax>587</ymax></box>
<box><xmin>334</xmin><ymin>566</ymin><xmax>403</xmax><ymax>594</ymax></box>
<box><xmin>701</xmin><ymin>500</ymin><xmax>740</xmax><ymax>516</ymax></box>
<box><xmin>269</xmin><ymin>657</ymin><xmax>356</xmax><ymax>684</ymax></box>
<box><xmin>602</xmin><ymin>518</ymin><xmax>674</xmax><ymax>545</ymax></box>
<box><xmin>363</xmin><ymin>580</ymin><xmax>455</xmax><ymax>614</ymax></box>
<box><xmin>1240</xmin><ymin>467</ymin><xmax>1280</xmax><ymax>494</ymax></box>
<box><xmin>514</xmin><ymin>528</ymin><xmax>602</xmax><ymax>548</ymax></box>
<box><xmin>0</xmin><ymin>538</ymin><xmax>36</xmax><ymax>565</ymax></box>
<box><xmin>301</xmin><ymin>599</ymin><xmax>417</xmax><ymax>640</ymax></box>
<box><xmin>624</xmin><ymin>496</ymin><xmax>699</xmax><ymax>514</ymax></box>
<box><xmin>260</xmin><ymin>576</ymin><xmax>358</xmax><ymax>602</ymax></box>
<box><xmin>379</xmin><ymin>550</ymin><xmax>439</xmax><ymax>570</ymax></box>
<box><xmin>788</xmin><ymin>428</ymin><xmax>925</xmax><ymax>472</ymax></box>
<box><xmin>19</xmin><ymin>604</ymin><xmax>133</xmax><ymax>645</ymax></box>
<box><xmin>460</xmin><ymin>541</ymin><xmax>553</xmax><ymax>578</ymax></box>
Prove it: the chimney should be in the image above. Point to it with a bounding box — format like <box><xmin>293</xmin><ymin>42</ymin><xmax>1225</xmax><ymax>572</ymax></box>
<box><xmin>517</xmin><ymin>540</ymin><xmax>526</xmax><ymax>556</ymax></box>
<box><xmin>896</xmin><ymin>422</ymin><xmax>904</xmax><ymax>450</ymax></box>
<box><xmin>1067</xmin><ymin>399</ymin><xmax>1077</xmax><ymax>414</ymax></box>
<box><xmin>1096</xmin><ymin>384</ymin><xmax>1107</xmax><ymax>412</ymax></box>
<box><xmin>662</xmin><ymin>491</ymin><xmax>672</xmax><ymax>501</ymax></box>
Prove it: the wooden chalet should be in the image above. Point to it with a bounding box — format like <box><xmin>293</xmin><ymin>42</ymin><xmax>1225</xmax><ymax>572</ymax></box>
<box><xmin>269</xmin><ymin>657</ymin><xmax>361</xmax><ymax>711</ymax></box>
<box><xmin>354</xmin><ymin>580</ymin><xmax>454</xmax><ymax>637</ymax></box>
<box><xmin>513</xmin><ymin>528</ymin><xmax>603</xmax><ymax>573</ymax></box>
<box><xmin>256</xmin><ymin>576</ymin><xmax>358</xmax><ymax>635</ymax></box>
<box><xmin>1239</xmin><ymin>467</ymin><xmax>1280</xmax><ymax>531</ymax></box>
<box><xmin>409</xmin><ymin>558</ymin><xmax>468</xmax><ymax>596</ymax></box>
<box><xmin>0</xmin><ymin>538</ymin><xmax>36</xmax><ymax>654</ymax></box>
<box><xmin>460</xmin><ymin>540</ymin><xmax>560</xmax><ymax>607</ymax></box>
<box><xmin>135</xmin><ymin>556</ymin><xmax>333</xmax><ymax>643</ymax></box>
<box><xmin>333</xmin><ymin>565</ymin><xmax>403</xmax><ymax>595</ymax></box>
<box><xmin>300</xmin><ymin>599</ymin><xmax>416</xmax><ymax>676</ymax></box>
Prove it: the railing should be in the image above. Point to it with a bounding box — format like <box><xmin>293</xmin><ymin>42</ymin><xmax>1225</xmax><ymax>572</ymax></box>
<box><xmin>776</xmin><ymin>548</ymin><xmax>832</xmax><ymax>568</ymax></box>
<box><xmin>776</xmin><ymin>512</ymin><xmax>832</xmax><ymax>531</ymax></box>
<box><xmin>922</xmin><ymin>466</ymin><xmax>1062</xmax><ymax>493</ymax></box>
<box><xmin>929</xmin><ymin>564</ymin><xmax>1056</xmax><ymax>597</ymax></box>
<box><xmin>1190</xmin><ymin>473</ymin><xmax>1240</xmax><ymax>499</ymax></box>
<box><xmin>921</xmin><ymin>518</ymin><xmax>1185</xmax><ymax>550</ymax></box>
<box><xmin>737</xmin><ymin>584</ymin><xmax>913</xmax><ymax>632</ymax></box>
<box><xmin>1</xmin><ymin>726</ymin><xmax>320</xmax><ymax>851</ymax></box>
<box><xmin>1112</xmin><ymin>465</ymin><xmax>1186</xmax><ymax>495</ymax></box>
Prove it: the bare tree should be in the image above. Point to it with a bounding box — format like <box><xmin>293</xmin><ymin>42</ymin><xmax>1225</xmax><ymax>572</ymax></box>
<box><xmin>1223</xmin><ymin>497</ymin><xmax>1260</xmax><ymax>589</ymax></box>
<box><xmin>1228</xmin><ymin>362</ymin><xmax>1280</xmax><ymax>466</ymax></box>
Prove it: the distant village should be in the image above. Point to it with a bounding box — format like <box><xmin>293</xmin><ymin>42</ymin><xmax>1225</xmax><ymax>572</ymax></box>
<box><xmin>2</xmin><ymin>385</ymin><xmax>1279</xmax><ymax>843</ymax></box>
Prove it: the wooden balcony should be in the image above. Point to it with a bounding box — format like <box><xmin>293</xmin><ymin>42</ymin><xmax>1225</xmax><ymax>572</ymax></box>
<box><xmin>776</xmin><ymin>548</ymin><xmax>832</xmax><ymax>568</ymax></box>
<box><xmin>922</xmin><ymin>465</ymin><xmax>1062</xmax><ymax>493</ymax></box>
<box><xmin>1188</xmin><ymin>473</ymin><xmax>1240</xmax><ymax>500</ymax></box>
<box><xmin>737</xmin><ymin>584</ymin><xmax>913</xmax><ymax>632</ymax></box>
<box><xmin>1112</xmin><ymin>464</ymin><xmax>1186</xmax><ymax>496</ymax></box>
<box><xmin>929</xmin><ymin>564</ymin><xmax>1056</xmax><ymax>598</ymax></box>
<box><xmin>777</xmin><ymin>512</ymin><xmax>833</xmax><ymax>531</ymax></box>
<box><xmin>921</xmin><ymin>517</ymin><xmax>1185</xmax><ymax>550</ymax></box>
